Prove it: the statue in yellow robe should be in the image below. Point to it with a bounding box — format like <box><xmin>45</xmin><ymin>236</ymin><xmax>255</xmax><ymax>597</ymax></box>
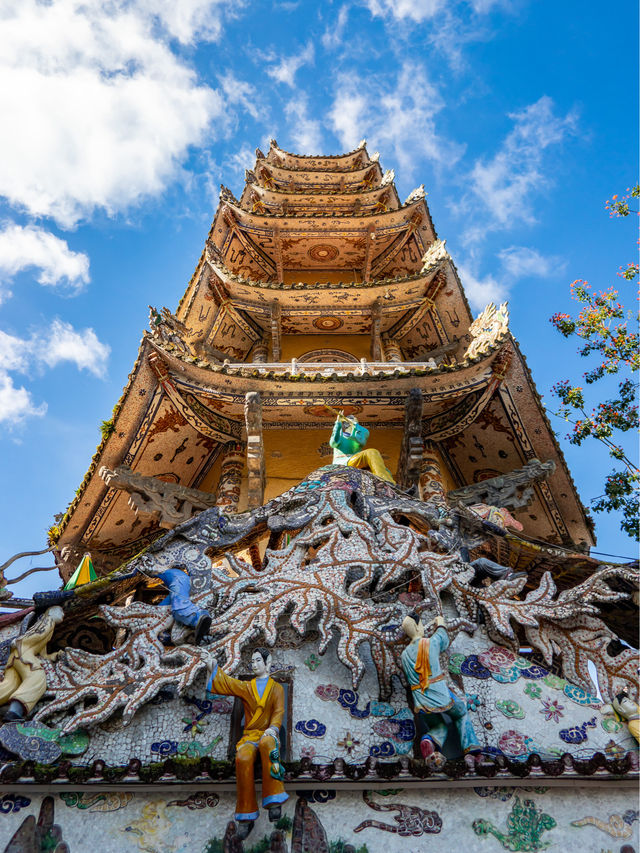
<box><xmin>206</xmin><ymin>648</ymin><xmax>288</xmax><ymax>841</ymax></box>
<box><xmin>0</xmin><ymin>606</ymin><xmax>64</xmax><ymax>720</ymax></box>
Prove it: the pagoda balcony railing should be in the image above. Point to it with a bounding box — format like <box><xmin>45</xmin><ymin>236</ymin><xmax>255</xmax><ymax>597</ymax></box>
<box><xmin>222</xmin><ymin>358</ymin><xmax>439</xmax><ymax>376</ymax></box>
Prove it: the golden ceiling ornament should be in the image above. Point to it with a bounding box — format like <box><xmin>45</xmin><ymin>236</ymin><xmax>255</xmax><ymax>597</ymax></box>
<box><xmin>307</xmin><ymin>244</ymin><xmax>339</xmax><ymax>262</ymax></box>
<box><xmin>312</xmin><ymin>316</ymin><xmax>344</xmax><ymax>331</ymax></box>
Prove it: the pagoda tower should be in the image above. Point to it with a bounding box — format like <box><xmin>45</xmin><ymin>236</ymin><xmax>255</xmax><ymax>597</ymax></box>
<box><xmin>53</xmin><ymin>139</ymin><xmax>594</xmax><ymax>582</ymax></box>
<box><xmin>0</xmin><ymin>142</ymin><xmax>636</xmax><ymax>853</ymax></box>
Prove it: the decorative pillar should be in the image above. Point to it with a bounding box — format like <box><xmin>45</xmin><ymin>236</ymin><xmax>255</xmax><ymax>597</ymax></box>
<box><xmin>419</xmin><ymin>441</ymin><xmax>447</xmax><ymax>506</ymax></box>
<box><xmin>252</xmin><ymin>340</ymin><xmax>268</xmax><ymax>363</ymax></box>
<box><xmin>384</xmin><ymin>339</ymin><xmax>402</xmax><ymax>363</ymax></box>
<box><xmin>244</xmin><ymin>391</ymin><xmax>265</xmax><ymax>509</ymax></box>
<box><xmin>370</xmin><ymin>297</ymin><xmax>382</xmax><ymax>361</ymax></box>
<box><xmin>215</xmin><ymin>441</ymin><xmax>245</xmax><ymax>512</ymax></box>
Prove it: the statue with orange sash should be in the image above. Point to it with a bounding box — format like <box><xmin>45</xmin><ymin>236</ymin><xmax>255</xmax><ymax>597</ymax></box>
<box><xmin>401</xmin><ymin>613</ymin><xmax>481</xmax><ymax>764</ymax></box>
<box><xmin>206</xmin><ymin>648</ymin><xmax>288</xmax><ymax>841</ymax></box>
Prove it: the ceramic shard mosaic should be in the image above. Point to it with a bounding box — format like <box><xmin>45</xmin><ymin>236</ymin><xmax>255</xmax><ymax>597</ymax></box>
<box><xmin>0</xmin><ymin>139</ymin><xmax>637</xmax><ymax>852</ymax></box>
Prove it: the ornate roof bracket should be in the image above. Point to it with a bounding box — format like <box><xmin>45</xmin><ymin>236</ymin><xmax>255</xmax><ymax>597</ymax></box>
<box><xmin>244</xmin><ymin>392</ymin><xmax>265</xmax><ymax>509</ymax></box>
<box><xmin>423</xmin><ymin>377</ymin><xmax>501</xmax><ymax>442</ymax></box>
<box><xmin>99</xmin><ymin>465</ymin><xmax>218</xmax><ymax>530</ymax></box>
<box><xmin>448</xmin><ymin>458</ymin><xmax>557</xmax><ymax>510</ymax></box>
<box><xmin>223</xmin><ymin>207</ymin><xmax>276</xmax><ymax>276</ymax></box>
<box><xmin>387</xmin><ymin>296</ymin><xmax>436</xmax><ymax>342</ymax></box>
<box><xmin>370</xmin><ymin>212</ymin><xmax>421</xmax><ymax>278</ymax></box>
<box><xmin>148</xmin><ymin>353</ymin><xmax>241</xmax><ymax>442</ymax></box>
<box><xmin>396</xmin><ymin>388</ymin><xmax>424</xmax><ymax>490</ymax></box>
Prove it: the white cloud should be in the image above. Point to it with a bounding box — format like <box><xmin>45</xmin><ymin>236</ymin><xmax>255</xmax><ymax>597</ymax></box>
<box><xmin>0</xmin><ymin>0</ymin><xmax>250</xmax><ymax>228</ymax></box>
<box><xmin>0</xmin><ymin>320</ymin><xmax>110</xmax><ymax>427</ymax></box>
<box><xmin>40</xmin><ymin>320</ymin><xmax>111</xmax><ymax>377</ymax></box>
<box><xmin>225</xmin><ymin>145</ymin><xmax>258</xmax><ymax>179</ymax></box>
<box><xmin>460</xmin><ymin>245</ymin><xmax>565</xmax><ymax>310</ymax></box>
<box><xmin>465</xmin><ymin>96</ymin><xmax>578</xmax><ymax>236</ymax></box>
<box><xmin>498</xmin><ymin>246</ymin><xmax>562</xmax><ymax>279</ymax></box>
<box><xmin>458</xmin><ymin>264</ymin><xmax>505</xmax><ymax>311</ymax></box>
<box><xmin>0</xmin><ymin>321</ymin><xmax>110</xmax><ymax>378</ymax></box>
<box><xmin>329</xmin><ymin>63</ymin><xmax>464</xmax><ymax>174</ymax></box>
<box><xmin>363</xmin><ymin>0</ymin><xmax>446</xmax><ymax>21</ymax></box>
<box><xmin>218</xmin><ymin>73</ymin><xmax>261</xmax><ymax>121</ymax></box>
<box><xmin>132</xmin><ymin>0</ymin><xmax>242</xmax><ymax>44</ymax></box>
<box><xmin>284</xmin><ymin>95</ymin><xmax>324</xmax><ymax>153</ymax></box>
<box><xmin>0</xmin><ymin>223</ymin><xmax>89</xmax><ymax>303</ymax></box>
<box><xmin>364</xmin><ymin>0</ymin><xmax>506</xmax><ymax>20</ymax></box>
<box><xmin>266</xmin><ymin>42</ymin><xmax>314</xmax><ymax>88</ymax></box>
<box><xmin>322</xmin><ymin>5</ymin><xmax>350</xmax><ymax>50</ymax></box>
<box><xmin>0</xmin><ymin>330</ymin><xmax>30</xmax><ymax>373</ymax></box>
<box><xmin>0</xmin><ymin>373</ymin><xmax>46</xmax><ymax>425</ymax></box>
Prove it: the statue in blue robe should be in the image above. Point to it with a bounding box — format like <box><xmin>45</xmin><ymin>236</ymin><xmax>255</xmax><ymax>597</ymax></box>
<box><xmin>156</xmin><ymin>565</ymin><xmax>211</xmax><ymax>645</ymax></box>
<box><xmin>401</xmin><ymin>613</ymin><xmax>481</xmax><ymax>762</ymax></box>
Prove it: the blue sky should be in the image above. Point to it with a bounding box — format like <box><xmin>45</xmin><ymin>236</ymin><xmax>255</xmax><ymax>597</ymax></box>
<box><xmin>0</xmin><ymin>0</ymin><xmax>637</xmax><ymax>597</ymax></box>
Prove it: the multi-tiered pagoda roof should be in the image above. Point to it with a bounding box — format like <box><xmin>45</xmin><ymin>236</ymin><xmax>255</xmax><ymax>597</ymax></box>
<box><xmin>53</xmin><ymin>140</ymin><xmax>594</xmax><ymax>584</ymax></box>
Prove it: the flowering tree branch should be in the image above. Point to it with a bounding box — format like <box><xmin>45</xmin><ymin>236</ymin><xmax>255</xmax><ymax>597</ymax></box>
<box><xmin>549</xmin><ymin>186</ymin><xmax>639</xmax><ymax>540</ymax></box>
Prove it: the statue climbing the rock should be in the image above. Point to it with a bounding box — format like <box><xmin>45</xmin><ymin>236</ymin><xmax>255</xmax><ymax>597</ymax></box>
<box><xmin>329</xmin><ymin>410</ymin><xmax>394</xmax><ymax>483</ymax></box>
<box><xmin>401</xmin><ymin>612</ymin><xmax>482</xmax><ymax>765</ymax></box>
<box><xmin>155</xmin><ymin>564</ymin><xmax>211</xmax><ymax>646</ymax></box>
<box><xmin>205</xmin><ymin>648</ymin><xmax>288</xmax><ymax>841</ymax></box>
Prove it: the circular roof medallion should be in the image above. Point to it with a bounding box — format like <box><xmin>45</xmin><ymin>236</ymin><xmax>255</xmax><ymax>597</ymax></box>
<box><xmin>308</xmin><ymin>244</ymin><xmax>339</xmax><ymax>262</ymax></box>
<box><xmin>313</xmin><ymin>316</ymin><xmax>344</xmax><ymax>331</ymax></box>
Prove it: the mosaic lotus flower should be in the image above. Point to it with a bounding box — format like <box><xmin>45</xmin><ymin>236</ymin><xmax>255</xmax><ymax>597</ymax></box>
<box><xmin>478</xmin><ymin>646</ymin><xmax>516</xmax><ymax>673</ymax></box>
<box><xmin>539</xmin><ymin>697</ymin><xmax>564</xmax><ymax>723</ymax></box>
<box><xmin>498</xmin><ymin>729</ymin><xmax>528</xmax><ymax>756</ymax></box>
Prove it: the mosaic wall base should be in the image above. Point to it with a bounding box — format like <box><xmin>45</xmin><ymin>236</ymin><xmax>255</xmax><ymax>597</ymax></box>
<box><xmin>0</xmin><ymin>786</ymin><xmax>636</xmax><ymax>852</ymax></box>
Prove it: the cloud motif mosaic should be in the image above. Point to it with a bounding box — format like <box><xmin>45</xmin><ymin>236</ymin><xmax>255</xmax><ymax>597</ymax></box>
<box><xmin>559</xmin><ymin>716</ymin><xmax>597</xmax><ymax>745</ymax></box>
<box><xmin>295</xmin><ymin>720</ymin><xmax>327</xmax><ymax>738</ymax></box>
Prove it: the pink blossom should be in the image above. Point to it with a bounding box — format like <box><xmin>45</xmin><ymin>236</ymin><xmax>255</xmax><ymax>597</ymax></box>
<box><xmin>539</xmin><ymin>697</ymin><xmax>564</xmax><ymax>723</ymax></box>
<box><xmin>498</xmin><ymin>729</ymin><xmax>528</xmax><ymax>756</ymax></box>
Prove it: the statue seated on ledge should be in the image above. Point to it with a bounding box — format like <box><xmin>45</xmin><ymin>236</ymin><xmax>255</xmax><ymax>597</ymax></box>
<box><xmin>329</xmin><ymin>412</ymin><xmax>395</xmax><ymax>484</ymax></box>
